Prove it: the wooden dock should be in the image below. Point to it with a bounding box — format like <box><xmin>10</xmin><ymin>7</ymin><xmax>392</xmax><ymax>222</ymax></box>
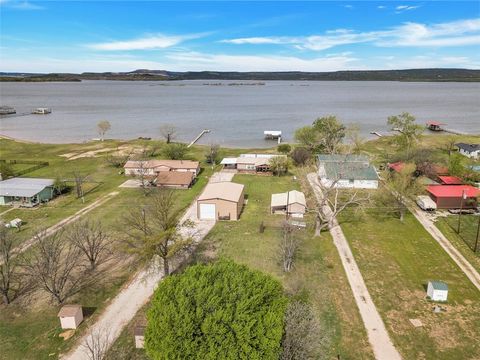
<box><xmin>188</xmin><ymin>129</ymin><xmax>210</xmax><ymax>148</ymax></box>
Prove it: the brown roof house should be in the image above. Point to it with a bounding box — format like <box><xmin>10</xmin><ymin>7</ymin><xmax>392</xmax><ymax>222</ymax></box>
<box><xmin>58</xmin><ymin>305</ymin><xmax>83</xmax><ymax>329</ymax></box>
<box><xmin>154</xmin><ymin>171</ymin><xmax>194</xmax><ymax>189</ymax></box>
<box><xmin>271</xmin><ymin>190</ymin><xmax>307</xmax><ymax>218</ymax></box>
<box><xmin>124</xmin><ymin>160</ymin><xmax>200</xmax><ymax>177</ymax></box>
<box><xmin>197</xmin><ymin>182</ymin><xmax>245</xmax><ymax>220</ymax></box>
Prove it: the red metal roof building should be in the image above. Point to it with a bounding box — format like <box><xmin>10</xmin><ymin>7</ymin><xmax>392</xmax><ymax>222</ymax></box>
<box><xmin>427</xmin><ymin>185</ymin><xmax>480</xmax><ymax>209</ymax></box>
<box><xmin>387</xmin><ymin>161</ymin><xmax>405</xmax><ymax>173</ymax></box>
<box><xmin>438</xmin><ymin>176</ymin><xmax>463</xmax><ymax>185</ymax></box>
<box><xmin>426</xmin><ymin>121</ymin><xmax>445</xmax><ymax>131</ymax></box>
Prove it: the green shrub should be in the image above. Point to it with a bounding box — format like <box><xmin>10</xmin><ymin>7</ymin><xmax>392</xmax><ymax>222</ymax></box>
<box><xmin>145</xmin><ymin>260</ymin><xmax>287</xmax><ymax>360</ymax></box>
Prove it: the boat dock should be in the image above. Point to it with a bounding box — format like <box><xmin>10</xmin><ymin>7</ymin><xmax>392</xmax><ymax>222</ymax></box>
<box><xmin>188</xmin><ymin>129</ymin><xmax>210</xmax><ymax>148</ymax></box>
<box><xmin>264</xmin><ymin>130</ymin><xmax>282</xmax><ymax>144</ymax></box>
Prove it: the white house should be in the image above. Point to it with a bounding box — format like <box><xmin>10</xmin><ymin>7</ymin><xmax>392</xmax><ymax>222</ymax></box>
<box><xmin>58</xmin><ymin>305</ymin><xmax>83</xmax><ymax>329</ymax></box>
<box><xmin>317</xmin><ymin>155</ymin><xmax>379</xmax><ymax>189</ymax></box>
<box><xmin>427</xmin><ymin>281</ymin><xmax>448</xmax><ymax>302</ymax></box>
<box><xmin>456</xmin><ymin>143</ymin><xmax>479</xmax><ymax>159</ymax></box>
<box><xmin>123</xmin><ymin>160</ymin><xmax>200</xmax><ymax>177</ymax></box>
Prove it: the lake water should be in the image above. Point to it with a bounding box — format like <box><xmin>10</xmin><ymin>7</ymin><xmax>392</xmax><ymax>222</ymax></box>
<box><xmin>1</xmin><ymin>80</ymin><xmax>479</xmax><ymax>147</ymax></box>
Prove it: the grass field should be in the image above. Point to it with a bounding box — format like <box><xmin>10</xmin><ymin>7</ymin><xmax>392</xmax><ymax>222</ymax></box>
<box><xmin>339</xmin><ymin>207</ymin><xmax>480</xmax><ymax>360</ymax></box>
<box><xmin>107</xmin><ymin>174</ymin><xmax>374</xmax><ymax>360</ymax></box>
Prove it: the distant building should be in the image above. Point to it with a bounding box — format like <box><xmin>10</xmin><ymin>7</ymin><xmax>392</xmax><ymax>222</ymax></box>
<box><xmin>154</xmin><ymin>171</ymin><xmax>194</xmax><ymax>189</ymax></box>
<box><xmin>271</xmin><ymin>190</ymin><xmax>306</xmax><ymax>218</ymax></box>
<box><xmin>317</xmin><ymin>154</ymin><xmax>378</xmax><ymax>189</ymax></box>
<box><xmin>0</xmin><ymin>177</ymin><xmax>55</xmax><ymax>207</ymax></box>
<box><xmin>124</xmin><ymin>160</ymin><xmax>200</xmax><ymax>177</ymax></box>
<box><xmin>438</xmin><ymin>176</ymin><xmax>463</xmax><ymax>185</ymax></box>
<box><xmin>426</xmin><ymin>185</ymin><xmax>479</xmax><ymax>209</ymax></box>
<box><xmin>456</xmin><ymin>143</ymin><xmax>480</xmax><ymax>159</ymax></box>
<box><xmin>427</xmin><ymin>281</ymin><xmax>448</xmax><ymax>302</ymax></box>
<box><xmin>58</xmin><ymin>305</ymin><xmax>83</xmax><ymax>329</ymax></box>
<box><xmin>220</xmin><ymin>154</ymin><xmax>285</xmax><ymax>174</ymax></box>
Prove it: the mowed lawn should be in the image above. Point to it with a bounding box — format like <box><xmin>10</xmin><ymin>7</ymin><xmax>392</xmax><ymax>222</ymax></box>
<box><xmin>106</xmin><ymin>173</ymin><xmax>374</xmax><ymax>360</ymax></box>
<box><xmin>340</xmin><ymin>209</ymin><xmax>480</xmax><ymax>359</ymax></box>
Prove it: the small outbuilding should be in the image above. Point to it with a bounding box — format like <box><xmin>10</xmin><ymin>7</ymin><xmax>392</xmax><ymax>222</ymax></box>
<box><xmin>197</xmin><ymin>182</ymin><xmax>245</xmax><ymax>220</ymax></box>
<box><xmin>427</xmin><ymin>281</ymin><xmax>448</xmax><ymax>302</ymax></box>
<box><xmin>426</xmin><ymin>185</ymin><xmax>479</xmax><ymax>209</ymax></box>
<box><xmin>271</xmin><ymin>190</ymin><xmax>306</xmax><ymax>218</ymax></box>
<box><xmin>456</xmin><ymin>143</ymin><xmax>480</xmax><ymax>159</ymax></box>
<box><xmin>58</xmin><ymin>305</ymin><xmax>83</xmax><ymax>329</ymax></box>
<box><xmin>134</xmin><ymin>324</ymin><xmax>146</xmax><ymax>349</ymax></box>
<box><xmin>0</xmin><ymin>177</ymin><xmax>55</xmax><ymax>207</ymax></box>
<box><xmin>438</xmin><ymin>176</ymin><xmax>463</xmax><ymax>185</ymax></box>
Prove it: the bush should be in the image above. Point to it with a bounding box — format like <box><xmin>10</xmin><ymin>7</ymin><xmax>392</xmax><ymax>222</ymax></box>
<box><xmin>162</xmin><ymin>143</ymin><xmax>188</xmax><ymax>160</ymax></box>
<box><xmin>291</xmin><ymin>147</ymin><xmax>311</xmax><ymax>166</ymax></box>
<box><xmin>145</xmin><ymin>260</ymin><xmax>287</xmax><ymax>360</ymax></box>
<box><xmin>277</xmin><ymin>144</ymin><xmax>292</xmax><ymax>154</ymax></box>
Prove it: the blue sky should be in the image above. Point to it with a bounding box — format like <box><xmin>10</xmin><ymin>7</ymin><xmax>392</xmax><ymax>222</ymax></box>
<box><xmin>1</xmin><ymin>1</ymin><xmax>479</xmax><ymax>72</ymax></box>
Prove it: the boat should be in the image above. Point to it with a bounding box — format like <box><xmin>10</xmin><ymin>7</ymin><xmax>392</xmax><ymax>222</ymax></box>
<box><xmin>32</xmin><ymin>107</ymin><xmax>52</xmax><ymax>114</ymax></box>
<box><xmin>0</xmin><ymin>106</ymin><xmax>16</xmax><ymax>115</ymax></box>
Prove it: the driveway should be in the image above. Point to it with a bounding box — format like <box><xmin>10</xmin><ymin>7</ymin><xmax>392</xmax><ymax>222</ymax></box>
<box><xmin>62</xmin><ymin>179</ymin><xmax>218</xmax><ymax>359</ymax></box>
<box><xmin>308</xmin><ymin>173</ymin><xmax>402</xmax><ymax>360</ymax></box>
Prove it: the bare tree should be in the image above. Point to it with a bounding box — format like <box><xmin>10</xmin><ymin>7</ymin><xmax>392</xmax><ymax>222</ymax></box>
<box><xmin>105</xmin><ymin>147</ymin><xmax>132</xmax><ymax>168</ymax></box>
<box><xmin>83</xmin><ymin>327</ymin><xmax>111</xmax><ymax>360</ymax></box>
<box><xmin>159</xmin><ymin>124</ymin><xmax>177</xmax><ymax>144</ymax></box>
<box><xmin>346</xmin><ymin>125</ymin><xmax>366</xmax><ymax>155</ymax></box>
<box><xmin>134</xmin><ymin>160</ymin><xmax>153</xmax><ymax>196</ymax></box>
<box><xmin>0</xmin><ymin>229</ymin><xmax>31</xmax><ymax>304</ymax></box>
<box><xmin>442</xmin><ymin>135</ymin><xmax>458</xmax><ymax>157</ymax></box>
<box><xmin>73</xmin><ymin>171</ymin><xmax>87</xmax><ymax>201</ymax></box>
<box><xmin>66</xmin><ymin>220</ymin><xmax>113</xmax><ymax>270</ymax></box>
<box><xmin>122</xmin><ymin>190</ymin><xmax>192</xmax><ymax>275</ymax></box>
<box><xmin>205</xmin><ymin>143</ymin><xmax>220</xmax><ymax>166</ymax></box>
<box><xmin>279</xmin><ymin>222</ymin><xmax>300</xmax><ymax>272</ymax></box>
<box><xmin>97</xmin><ymin>120</ymin><xmax>111</xmax><ymax>141</ymax></box>
<box><xmin>23</xmin><ymin>230</ymin><xmax>98</xmax><ymax>304</ymax></box>
<box><xmin>281</xmin><ymin>301</ymin><xmax>321</xmax><ymax>360</ymax></box>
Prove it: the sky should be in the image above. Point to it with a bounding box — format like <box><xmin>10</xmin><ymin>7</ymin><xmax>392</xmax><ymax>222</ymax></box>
<box><xmin>1</xmin><ymin>1</ymin><xmax>479</xmax><ymax>73</ymax></box>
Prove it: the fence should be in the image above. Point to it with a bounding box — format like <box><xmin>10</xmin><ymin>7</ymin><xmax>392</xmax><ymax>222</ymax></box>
<box><xmin>443</xmin><ymin>215</ymin><xmax>480</xmax><ymax>253</ymax></box>
<box><xmin>0</xmin><ymin>159</ymin><xmax>49</xmax><ymax>176</ymax></box>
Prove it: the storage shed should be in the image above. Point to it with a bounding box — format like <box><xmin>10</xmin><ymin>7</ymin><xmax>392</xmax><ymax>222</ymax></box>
<box><xmin>426</xmin><ymin>185</ymin><xmax>479</xmax><ymax>209</ymax></box>
<box><xmin>271</xmin><ymin>190</ymin><xmax>306</xmax><ymax>218</ymax></box>
<box><xmin>58</xmin><ymin>305</ymin><xmax>83</xmax><ymax>329</ymax></box>
<box><xmin>197</xmin><ymin>182</ymin><xmax>245</xmax><ymax>220</ymax></box>
<box><xmin>427</xmin><ymin>281</ymin><xmax>448</xmax><ymax>302</ymax></box>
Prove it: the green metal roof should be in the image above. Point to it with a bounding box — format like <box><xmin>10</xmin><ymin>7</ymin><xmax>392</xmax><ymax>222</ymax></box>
<box><xmin>317</xmin><ymin>154</ymin><xmax>369</xmax><ymax>163</ymax></box>
<box><xmin>323</xmin><ymin>162</ymin><xmax>379</xmax><ymax>181</ymax></box>
<box><xmin>429</xmin><ymin>281</ymin><xmax>448</xmax><ymax>291</ymax></box>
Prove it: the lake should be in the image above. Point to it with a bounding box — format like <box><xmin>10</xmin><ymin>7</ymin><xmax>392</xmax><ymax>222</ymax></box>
<box><xmin>1</xmin><ymin>80</ymin><xmax>479</xmax><ymax>147</ymax></box>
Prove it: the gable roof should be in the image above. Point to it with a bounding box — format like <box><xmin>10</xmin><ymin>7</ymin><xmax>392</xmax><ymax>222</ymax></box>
<box><xmin>388</xmin><ymin>161</ymin><xmax>406</xmax><ymax>173</ymax></box>
<box><xmin>198</xmin><ymin>182</ymin><xmax>244</xmax><ymax>203</ymax></box>
<box><xmin>156</xmin><ymin>171</ymin><xmax>194</xmax><ymax>186</ymax></box>
<box><xmin>271</xmin><ymin>190</ymin><xmax>306</xmax><ymax>208</ymax></box>
<box><xmin>317</xmin><ymin>154</ymin><xmax>369</xmax><ymax>163</ymax></box>
<box><xmin>58</xmin><ymin>305</ymin><xmax>82</xmax><ymax>318</ymax></box>
<box><xmin>438</xmin><ymin>176</ymin><xmax>463</xmax><ymax>185</ymax></box>
<box><xmin>427</xmin><ymin>185</ymin><xmax>480</xmax><ymax>198</ymax></box>
<box><xmin>429</xmin><ymin>281</ymin><xmax>448</xmax><ymax>291</ymax></box>
<box><xmin>0</xmin><ymin>177</ymin><xmax>54</xmax><ymax>198</ymax></box>
<box><xmin>456</xmin><ymin>143</ymin><xmax>480</xmax><ymax>153</ymax></box>
<box><xmin>322</xmin><ymin>162</ymin><xmax>378</xmax><ymax>181</ymax></box>
<box><xmin>124</xmin><ymin>160</ymin><xmax>199</xmax><ymax>170</ymax></box>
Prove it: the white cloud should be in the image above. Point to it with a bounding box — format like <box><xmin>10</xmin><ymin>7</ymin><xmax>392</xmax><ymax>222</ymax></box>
<box><xmin>87</xmin><ymin>33</ymin><xmax>204</xmax><ymax>51</ymax></box>
<box><xmin>377</xmin><ymin>6</ymin><xmax>386</xmax><ymax>9</ymax></box>
<box><xmin>221</xmin><ymin>18</ymin><xmax>480</xmax><ymax>50</ymax></box>
<box><xmin>0</xmin><ymin>0</ymin><xmax>44</xmax><ymax>10</ymax></box>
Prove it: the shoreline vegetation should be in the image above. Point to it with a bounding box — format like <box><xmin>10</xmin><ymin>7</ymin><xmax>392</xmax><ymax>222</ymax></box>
<box><xmin>1</xmin><ymin>68</ymin><xmax>480</xmax><ymax>82</ymax></box>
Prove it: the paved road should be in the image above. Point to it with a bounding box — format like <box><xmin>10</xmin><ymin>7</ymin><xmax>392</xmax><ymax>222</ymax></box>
<box><xmin>62</xmin><ymin>178</ymin><xmax>218</xmax><ymax>360</ymax></box>
<box><xmin>0</xmin><ymin>191</ymin><xmax>119</xmax><ymax>265</ymax></box>
<box><xmin>412</xmin><ymin>208</ymin><xmax>480</xmax><ymax>292</ymax></box>
<box><xmin>307</xmin><ymin>173</ymin><xmax>402</xmax><ymax>360</ymax></box>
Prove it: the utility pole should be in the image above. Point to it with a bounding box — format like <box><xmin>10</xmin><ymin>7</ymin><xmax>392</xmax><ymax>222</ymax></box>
<box><xmin>457</xmin><ymin>190</ymin><xmax>466</xmax><ymax>234</ymax></box>
<box><xmin>474</xmin><ymin>215</ymin><xmax>480</xmax><ymax>253</ymax></box>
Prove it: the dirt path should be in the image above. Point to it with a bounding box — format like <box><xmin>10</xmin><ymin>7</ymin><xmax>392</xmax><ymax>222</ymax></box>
<box><xmin>0</xmin><ymin>192</ymin><xmax>119</xmax><ymax>265</ymax></box>
<box><xmin>411</xmin><ymin>207</ymin><xmax>480</xmax><ymax>292</ymax></box>
<box><xmin>307</xmin><ymin>173</ymin><xmax>402</xmax><ymax>360</ymax></box>
<box><xmin>62</xmin><ymin>179</ymin><xmax>218</xmax><ymax>360</ymax></box>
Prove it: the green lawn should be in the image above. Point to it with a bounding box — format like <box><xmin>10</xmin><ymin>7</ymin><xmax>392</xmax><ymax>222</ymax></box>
<box><xmin>339</xmin><ymin>208</ymin><xmax>480</xmax><ymax>360</ymax></box>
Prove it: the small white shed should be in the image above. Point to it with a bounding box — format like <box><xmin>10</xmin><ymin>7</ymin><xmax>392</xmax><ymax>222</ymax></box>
<box><xmin>58</xmin><ymin>305</ymin><xmax>83</xmax><ymax>329</ymax></box>
<box><xmin>134</xmin><ymin>325</ymin><xmax>146</xmax><ymax>348</ymax></box>
<box><xmin>427</xmin><ymin>281</ymin><xmax>448</xmax><ymax>302</ymax></box>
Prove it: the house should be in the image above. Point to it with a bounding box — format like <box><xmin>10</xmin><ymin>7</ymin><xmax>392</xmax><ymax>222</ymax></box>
<box><xmin>124</xmin><ymin>160</ymin><xmax>200</xmax><ymax>177</ymax></box>
<box><xmin>317</xmin><ymin>155</ymin><xmax>379</xmax><ymax>189</ymax></box>
<box><xmin>134</xmin><ymin>324</ymin><xmax>146</xmax><ymax>349</ymax></box>
<box><xmin>220</xmin><ymin>154</ymin><xmax>285</xmax><ymax>173</ymax></box>
<box><xmin>0</xmin><ymin>177</ymin><xmax>55</xmax><ymax>207</ymax></box>
<box><xmin>456</xmin><ymin>143</ymin><xmax>480</xmax><ymax>159</ymax></box>
<box><xmin>387</xmin><ymin>161</ymin><xmax>406</xmax><ymax>173</ymax></box>
<box><xmin>58</xmin><ymin>305</ymin><xmax>83</xmax><ymax>329</ymax></box>
<box><xmin>271</xmin><ymin>190</ymin><xmax>306</xmax><ymax>218</ymax></box>
<box><xmin>438</xmin><ymin>176</ymin><xmax>463</xmax><ymax>185</ymax></box>
<box><xmin>197</xmin><ymin>182</ymin><xmax>245</xmax><ymax>220</ymax></box>
<box><xmin>154</xmin><ymin>171</ymin><xmax>194</xmax><ymax>189</ymax></box>
<box><xmin>427</xmin><ymin>281</ymin><xmax>448</xmax><ymax>302</ymax></box>
<box><xmin>426</xmin><ymin>185</ymin><xmax>480</xmax><ymax>209</ymax></box>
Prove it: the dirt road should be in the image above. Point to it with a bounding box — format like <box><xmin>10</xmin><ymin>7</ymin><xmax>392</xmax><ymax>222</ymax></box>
<box><xmin>308</xmin><ymin>173</ymin><xmax>402</xmax><ymax>360</ymax></box>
